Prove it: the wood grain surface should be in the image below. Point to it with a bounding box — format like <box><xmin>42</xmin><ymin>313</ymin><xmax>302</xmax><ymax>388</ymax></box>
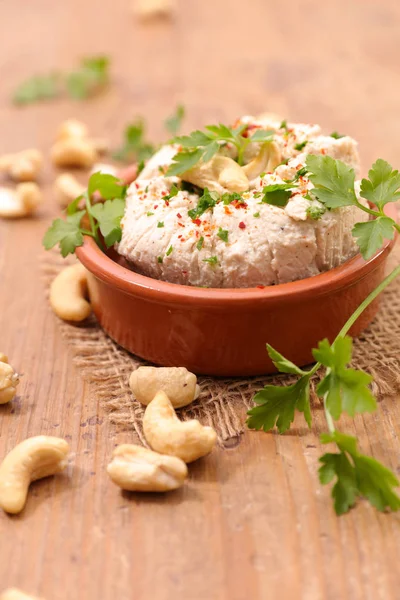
<box><xmin>1</xmin><ymin>1</ymin><xmax>400</xmax><ymax>598</ymax></box>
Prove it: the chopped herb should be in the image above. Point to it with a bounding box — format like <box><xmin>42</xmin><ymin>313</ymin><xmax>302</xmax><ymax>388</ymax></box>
<box><xmin>261</xmin><ymin>183</ymin><xmax>297</xmax><ymax>207</ymax></box>
<box><xmin>145</xmin><ymin>185</ymin><xmax>149</xmax><ymax>193</ymax></box>
<box><xmin>294</xmin><ymin>166</ymin><xmax>309</xmax><ymax>180</ymax></box>
<box><xmin>330</xmin><ymin>131</ymin><xmax>345</xmax><ymax>139</ymax></box>
<box><xmin>253</xmin><ymin>212</ymin><xmax>260</xmax><ymax>218</ymax></box>
<box><xmin>146</xmin><ymin>211</ymin><xmax>154</xmax><ymax>216</ymax></box>
<box><xmin>197</xmin><ymin>236</ymin><xmax>204</xmax><ymax>251</ymax></box>
<box><xmin>278</xmin><ymin>158</ymin><xmax>290</xmax><ymax>166</ymax></box>
<box><xmin>306</xmin><ymin>204</ymin><xmax>326</xmax><ymax>220</ymax></box>
<box><xmin>217</xmin><ymin>228</ymin><xmax>229</xmax><ymax>242</ymax></box>
<box><xmin>137</xmin><ymin>160</ymin><xmax>145</xmax><ymax>175</ymax></box>
<box><xmin>203</xmin><ymin>256</ymin><xmax>219</xmax><ymax>266</ymax></box>
<box><xmin>188</xmin><ymin>188</ymin><xmax>218</xmax><ymax>219</ymax></box>
<box><xmin>294</xmin><ymin>141</ymin><xmax>308</xmax><ymax>151</ymax></box>
<box><xmin>166</xmin><ymin>245</ymin><xmax>173</xmax><ymax>256</ymax></box>
<box><xmin>157</xmin><ymin>256</ymin><xmax>163</xmax><ymax>263</ymax></box>
<box><xmin>221</xmin><ymin>192</ymin><xmax>243</xmax><ymax>205</ymax></box>
<box><xmin>157</xmin><ymin>221</ymin><xmax>164</xmax><ymax>228</ymax></box>
<box><xmin>280</xmin><ymin>119</ymin><xmax>288</xmax><ymax>130</ymax></box>
<box><xmin>164</xmin><ymin>184</ymin><xmax>179</xmax><ymax>201</ymax></box>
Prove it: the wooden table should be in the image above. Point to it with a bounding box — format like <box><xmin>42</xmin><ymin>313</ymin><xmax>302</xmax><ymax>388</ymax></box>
<box><xmin>1</xmin><ymin>1</ymin><xmax>400</xmax><ymax>598</ymax></box>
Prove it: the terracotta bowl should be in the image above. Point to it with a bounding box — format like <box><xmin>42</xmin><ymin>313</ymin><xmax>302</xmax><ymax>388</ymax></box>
<box><xmin>76</xmin><ymin>200</ymin><xmax>397</xmax><ymax>376</ymax></box>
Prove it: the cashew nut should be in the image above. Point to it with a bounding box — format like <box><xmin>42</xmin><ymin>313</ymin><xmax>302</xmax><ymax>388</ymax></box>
<box><xmin>181</xmin><ymin>155</ymin><xmax>249</xmax><ymax>194</ymax></box>
<box><xmin>134</xmin><ymin>0</ymin><xmax>176</xmax><ymax>18</ymax></box>
<box><xmin>0</xmin><ymin>436</ymin><xmax>69</xmax><ymax>514</ymax></box>
<box><xmin>54</xmin><ymin>173</ymin><xmax>86</xmax><ymax>208</ymax></box>
<box><xmin>0</xmin><ymin>589</ymin><xmax>42</xmax><ymax>600</ymax></box>
<box><xmin>143</xmin><ymin>391</ymin><xmax>217</xmax><ymax>463</ymax></box>
<box><xmin>57</xmin><ymin>118</ymin><xmax>89</xmax><ymax>141</ymax></box>
<box><xmin>107</xmin><ymin>444</ymin><xmax>187</xmax><ymax>492</ymax></box>
<box><xmin>0</xmin><ymin>362</ymin><xmax>19</xmax><ymax>404</ymax></box>
<box><xmin>0</xmin><ymin>149</ymin><xmax>43</xmax><ymax>182</ymax></box>
<box><xmin>0</xmin><ymin>353</ymin><xmax>8</xmax><ymax>363</ymax></box>
<box><xmin>242</xmin><ymin>141</ymin><xmax>282</xmax><ymax>181</ymax></box>
<box><xmin>50</xmin><ymin>137</ymin><xmax>97</xmax><ymax>169</ymax></box>
<box><xmin>129</xmin><ymin>366</ymin><xmax>200</xmax><ymax>408</ymax></box>
<box><xmin>49</xmin><ymin>263</ymin><xmax>91</xmax><ymax>322</ymax></box>
<box><xmin>0</xmin><ymin>183</ymin><xmax>43</xmax><ymax>219</ymax></box>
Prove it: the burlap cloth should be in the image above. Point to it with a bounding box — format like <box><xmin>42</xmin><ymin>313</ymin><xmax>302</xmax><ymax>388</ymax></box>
<box><xmin>42</xmin><ymin>244</ymin><xmax>400</xmax><ymax>444</ymax></box>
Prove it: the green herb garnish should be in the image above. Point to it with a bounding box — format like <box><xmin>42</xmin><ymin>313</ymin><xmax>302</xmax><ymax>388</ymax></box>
<box><xmin>294</xmin><ymin>141</ymin><xmax>308</xmax><ymax>151</ymax></box>
<box><xmin>306</xmin><ymin>204</ymin><xmax>326</xmax><ymax>220</ymax></box>
<box><xmin>166</xmin><ymin>245</ymin><xmax>173</xmax><ymax>256</ymax></box>
<box><xmin>202</xmin><ymin>256</ymin><xmax>219</xmax><ymax>266</ymax></box>
<box><xmin>157</xmin><ymin>256</ymin><xmax>163</xmax><ymax>263</ymax></box>
<box><xmin>196</xmin><ymin>237</ymin><xmax>204</xmax><ymax>251</ymax></box>
<box><xmin>113</xmin><ymin>120</ymin><xmax>155</xmax><ymax>163</ymax></box>
<box><xmin>330</xmin><ymin>131</ymin><xmax>345</xmax><ymax>139</ymax></box>
<box><xmin>253</xmin><ymin>212</ymin><xmax>260</xmax><ymax>218</ymax></box>
<box><xmin>157</xmin><ymin>222</ymin><xmax>164</xmax><ymax>228</ymax></box>
<box><xmin>261</xmin><ymin>183</ymin><xmax>297</xmax><ymax>207</ymax></box>
<box><xmin>13</xmin><ymin>56</ymin><xmax>110</xmax><ymax>105</ymax></box>
<box><xmin>217</xmin><ymin>228</ymin><xmax>229</xmax><ymax>242</ymax></box>
<box><xmin>188</xmin><ymin>188</ymin><xmax>218</xmax><ymax>220</ymax></box>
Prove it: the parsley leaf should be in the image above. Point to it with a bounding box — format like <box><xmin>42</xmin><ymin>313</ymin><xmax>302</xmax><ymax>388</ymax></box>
<box><xmin>164</xmin><ymin>104</ymin><xmax>185</xmax><ymax>136</ymax></box>
<box><xmin>352</xmin><ymin>217</ymin><xmax>396</xmax><ymax>260</ymax></box>
<box><xmin>90</xmin><ymin>199</ymin><xmax>125</xmax><ymax>247</ymax></box>
<box><xmin>166</xmin><ymin>148</ymin><xmax>206</xmax><ymax>177</ymax></box>
<box><xmin>253</xmin><ymin>212</ymin><xmax>260</xmax><ymax>218</ymax></box>
<box><xmin>42</xmin><ymin>210</ymin><xmax>86</xmax><ymax>257</ymax></box>
<box><xmin>319</xmin><ymin>432</ymin><xmax>400</xmax><ymax>514</ymax></box>
<box><xmin>166</xmin><ymin>245</ymin><xmax>173</xmax><ymax>256</ymax></box>
<box><xmin>266</xmin><ymin>344</ymin><xmax>308</xmax><ymax>376</ymax></box>
<box><xmin>164</xmin><ymin>184</ymin><xmax>179</xmax><ymax>201</ymax></box>
<box><xmin>188</xmin><ymin>188</ymin><xmax>218</xmax><ymax>219</ymax></box>
<box><xmin>360</xmin><ymin>159</ymin><xmax>400</xmax><ymax>210</ymax></box>
<box><xmin>88</xmin><ymin>172</ymin><xmax>127</xmax><ymax>200</ymax></box>
<box><xmin>113</xmin><ymin>120</ymin><xmax>155</xmax><ymax>163</ymax></box>
<box><xmin>13</xmin><ymin>73</ymin><xmax>62</xmax><ymax>105</ymax></box>
<box><xmin>217</xmin><ymin>227</ymin><xmax>229</xmax><ymax>242</ymax></box>
<box><xmin>313</xmin><ymin>337</ymin><xmax>376</xmax><ymax>420</ymax></box>
<box><xmin>221</xmin><ymin>192</ymin><xmax>243</xmax><ymax>205</ymax></box>
<box><xmin>306</xmin><ymin>154</ymin><xmax>357</xmax><ymax>208</ymax></box>
<box><xmin>261</xmin><ymin>183</ymin><xmax>296</xmax><ymax>207</ymax></box>
<box><xmin>249</xmin><ymin>129</ymin><xmax>274</xmax><ymax>142</ymax></box>
<box><xmin>157</xmin><ymin>221</ymin><xmax>164</xmax><ymax>228</ymax></box>
<box><xmin>247</xmin><ymin>375</ymin><xmax>312</xmax><ymax>434</ymax></box>
<box><xmin>66</xmin><ymin>56</ymin><xmax>110</xmax><ymax>99</ymax></box>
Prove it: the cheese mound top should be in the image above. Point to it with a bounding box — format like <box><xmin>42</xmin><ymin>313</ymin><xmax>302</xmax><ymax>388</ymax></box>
<box><xmin>117</xmin><ymin>115</ymin><xmax>367</xmax><ymax>288</ymax></box>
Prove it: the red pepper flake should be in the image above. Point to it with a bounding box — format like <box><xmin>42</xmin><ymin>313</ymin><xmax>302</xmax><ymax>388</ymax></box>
<box><xmin>177</xmin><ymin>213</ymin><xmax>182</xmax><ymax>219</ymax></box>
<box><xmin>256</xmin><ymin>285</ymin><xmax>265</xmax><ymax>290</ymax></box>
<box><xmin>224</xmin><ymin>206</ymin><xmax>232</xmax><ymax>215</ymax></box>
<box><xmin>154</xmin><ymin>205</ymin><xmax>158</xmax><ymax>209</ymax></box>
<box><xmin>232</xmin><ymin>199</ymin><xmax>248</xmax><ymax>210</ymax></box>
<box><xmin>321</xmin><ymin>148</ymin><xmax>327</xmax><ymax>155</ymax></box>
<box><xmin>180</xmin><ymin>238</ymin><xmax>185</xmax><ymax>242</ymax></box>
<box><xmin>161</xmin><ymin>191</ymin><xmax>167</xmax><ymax>196</ymax></box>
<box><xmin>239</xmin><ymin>221</ymin><xmax>246</xmax><ymax>229</ymax></box>
<box><xmin>135</xmin><ymin>182</ymin><xmax>139</xmax><ymax>189</ymax></box>
<box><xmin>165</xmin><ymin>200</ymin><xmax>170</xmax><ymax>206</ymax></box>
<box><xmin>193</xmin><ymin>218</ymin><xmax>201</xmax><ymax>226</ymax></box>
<box><xmin>178</xmin><ymin>222</ymin><xmax>184</xmax><ymax>228</ymax></box>
<box><xmin>182</xmin><ymin>271</ymin><xmax>187</xmax><ymax>275</ymax></box>
<box><xmin>178</xmin><ymin>234</ymin><xmax>182</xmax><ymax>239</ymax></box>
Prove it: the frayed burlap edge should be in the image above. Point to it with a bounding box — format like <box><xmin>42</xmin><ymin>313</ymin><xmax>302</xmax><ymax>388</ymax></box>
<box><xmin>41</xmin><ymin>245</ymin><xmax>400</xmax><ymax>443</ymax></box>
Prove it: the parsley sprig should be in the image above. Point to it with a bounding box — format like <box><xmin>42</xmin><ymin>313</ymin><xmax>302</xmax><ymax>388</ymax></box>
<box><xmin>306</xmin><ymin>155</ymin><xmax>400</xmax><ymax>259</ymax></box>
<box><xmin>166</xmin><ymin>124</ymin><xmax>274</xmax><ymax>176</ymax></box>
<box><xmin>247</xmin><ymin>264</ymin><xmax>400</xmax><ymax>514</ymax></box>
<box><xmin>13</xmin><ymin>56</ymin><xmax>110</xmax><ymax>105</ymax></box>
<box><xmin>43</xmin><ymin>173</ymin><xmax>127</xmax><ymax>256</ymax></box>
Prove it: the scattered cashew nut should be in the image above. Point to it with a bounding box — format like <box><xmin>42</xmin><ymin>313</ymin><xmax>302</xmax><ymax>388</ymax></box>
<box><xmin>143</xmin><ymin>391</ymin><xmax>217</xmax><ymax>463</ymax></box>
<box><xmin>134</xmin><ymin>0</ymin><xmax>176</xmax><ymax>19</ymax></box>
<box><xmin>0</xmin><ymin>589</ymin><xmax>43</xmax><ymax>600</ymax></box>
<box><xmin>0</xmin><ymin>361</ymin><xmax>19</xmax><ymax>404</ymax></box>
<box><xmin>0</xmin><ymin>183</ymin><xmax>43</xmax><ymax>219</ymax></box>
<box><xmin>107</xmin><ymin>444</ymin><xmax>188</xmax><ymax>492</ymax></box>
<box><xmin>181</xmin><ymin>155</ymin><xmax>249</xmax><ymax>194</ymax></box>
<box><xmin>54</xmin><ymin>173</ymin><xmax>86</xmax><ymax>208</ymax></box>
<box><xmin>0</xmin><ymin>149</ymin><xmax>43</xmax><ymax>182</ymax></box>
<box><xmin>129</xmin><ymin>366</ymin><xmax>200</xmax><ymax>408</ymax></box>
<box><xmin>51</xmin><ymin>137</ymin><xmax>97</xmax><ymax>169</ymax></box>
<box><xmin>52</xmin><ymin>119</ymin><xmax>109</xmax><ymax>168</ymax></box>
<box><xmin>0</xmin><ymin>436</ymin><xmax>69</xmax><ymax>514</ymax></box>
<box><xmin>50</xmin><ymin>263</ymin><xmax>91</xmax><ymax>322</ymax></box>
<box><xmin>242</xmin><ymin>141</ymin><xmax>282</xmax><ymax>181</ymax></box>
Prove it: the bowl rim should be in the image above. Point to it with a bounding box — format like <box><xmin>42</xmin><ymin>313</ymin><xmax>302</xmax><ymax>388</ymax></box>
<box><xmin>76</xmin><ymin>203</ymin><xmax>397</xmax><ymax>306</ymax></box>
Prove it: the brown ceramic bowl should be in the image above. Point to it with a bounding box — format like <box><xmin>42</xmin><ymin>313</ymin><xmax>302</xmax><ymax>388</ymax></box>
<box><xmin>76</xmin><ymin>203</ymin><xmax>397</xmax><ymax>376</ymax></box>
